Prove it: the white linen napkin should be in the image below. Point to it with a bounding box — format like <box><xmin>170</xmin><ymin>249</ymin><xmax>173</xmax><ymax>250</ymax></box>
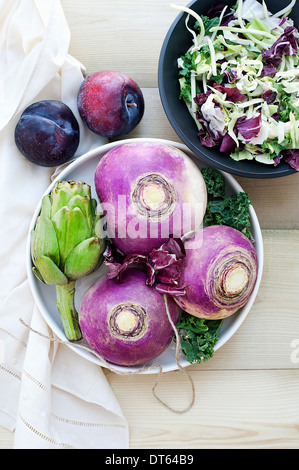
<box><xmin>0</xmin><ymin>0</ymin><xmax>129</xmax><ymax>449</ymax></box>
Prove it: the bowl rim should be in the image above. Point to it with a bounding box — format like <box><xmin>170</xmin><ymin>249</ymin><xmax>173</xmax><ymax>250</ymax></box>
<box><xmin>158</xmin><ymin>0</ymin><xmax>298</xmax><ymax>179</ymax></box>
<box><xmin>26</xmin><ymin>137</ymin><xmax>264</xmax><ymax>374</ymax></box>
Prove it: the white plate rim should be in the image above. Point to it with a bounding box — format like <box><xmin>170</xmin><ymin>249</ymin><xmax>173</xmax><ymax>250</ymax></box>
<box><xmin>26</xmin><ymin>137</ymin><xmax>264</xmax><ymax>374</ymax></box>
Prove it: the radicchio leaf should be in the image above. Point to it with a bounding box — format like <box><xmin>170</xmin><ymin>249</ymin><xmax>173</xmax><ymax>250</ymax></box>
<box><xmin>260</xmin><ymin>64</ymin><xmax>278</xmax><ymax>77</ymax></box>
<box><xmin>155</xmin><ymin>283</ymin><xmax>186</xmax><ymax>296</ymax></box>
<box><xmin>273</xmin><ymin>155</ymin><xmax>281</xmax><ymax>167</ymax></box>
<box><xmin>223</xmin><ymin>68</ymin><xmax>238</xmax><ymax>83</ymax></box>
<box><xmin>262</xmin><ymin>26</ymin><xmax>298</xmax><ymax>68</ymax></box>
<box><xmin>206</xmin><ymin>3</ymin><xmax>227</xmax><ymax>18</ymax></box>
<box><xmin>103</xmin><ymin>237</ymin><xmax>187</xmax><ymax>295</ymax></box>
<box><xmin>194</xmin><ymin>92</ymin><xmax>224</xmax><ymax>147</ymax></box>
<box><xmin>198</xmin><ymin>127</ymin><xmax>222</xmax><ymax>147</ymax></box>
<box><xmin>235</xmin><ymin>114</ymin><xmax>261</xmax><ymax>143</ymax></box>
<box><xmin>261</xmin><ymin>89</ymin><xmax>277</xmax><ymax>104</ymax></box>
<box><xmin>212</xmin><ymin>83</ymin><xmax>246</xmax><ymax>102</ymax></box>
<box><xmin>194</xmin><ymin>90</ymin><xmax>225</xmax><ymax>147</ymax></box>
<box><xmin>271</xmin><ymin>112</ymin><xmax>280</xmax><ymax>122</ymax></box>
<box><xmin>221</xmin><ymin>14</ymin><xmax>236</xmax><ymax>26</ymax></box>
<box><xmin>281</xmin><ymin>149</ymin><xmax>299</xmax><ymax>171</ymax></box>
<box><xmin>220</xmin><ymin>131</ymin><xmax>238</xmax><ymax>153</ymax></box>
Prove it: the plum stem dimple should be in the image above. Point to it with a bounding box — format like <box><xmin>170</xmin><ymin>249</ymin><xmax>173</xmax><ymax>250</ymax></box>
<box><xmin>127</xmin><ymin>102</ymin><xmax>137</xmax><ymax>107</ymax></box>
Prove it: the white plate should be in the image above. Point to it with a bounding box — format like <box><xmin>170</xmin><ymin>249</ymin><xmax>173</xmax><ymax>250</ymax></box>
<box><xmin>26</xmin><ymin>138</ymin><xmax>264</xmax><ymax>374</ymax></box>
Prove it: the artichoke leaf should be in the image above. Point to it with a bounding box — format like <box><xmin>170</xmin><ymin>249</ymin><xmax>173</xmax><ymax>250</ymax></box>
<box><xmin>32</xmin><ymin>266</ymin><xmax>45</xmax><ymax>283</ymax></box>
<box><xmin>40</xmin><ymin>194</ymin><xmax>52</xmax><ymax>218</ymax></box>
<box><xmin>34</xmin><ymin>255</ymin><xmax>68</xmax><ymax>285</ymax></box>
<box><xmin>50</xmin><ymin>181</ymin><xmax>91</xmax><ymax>217</ymax></box>
<box><xmin>52</xmin><ymin>206</ymin><xmax>91</xmax><ymax>268</ymax></box>
<box><xmin>64</xmin><ymin>237</ymin><xmax>105</xmax><ymax>280</ymax></box>
<box><xmin>32</xmin><ymin>215</ymin><xmax>60</xmax><ymax>266</ymax></box>
<box><xmin>50</xmin><ymin>187</ymin><xmax>76</xmax><ymax>217</ymax></box>
<box><xmin>67</xmin><ymin>194</ymin><xmax>95</xmax><ymax>232</ymax></box>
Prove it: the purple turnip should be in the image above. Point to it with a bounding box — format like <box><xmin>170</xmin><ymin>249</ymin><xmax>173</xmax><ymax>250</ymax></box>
<box><xmin>94</xmin><ymin>142</ymin><xmax>207</xmax><ymax>255</ymax></box>
<box><xmin>78</xmin><ymin>268</ymin><xmax>180</xmax><ymax>367</ymax></box>
<box><xmin>175</xmin><ymin>225</ymin><xmax>258</xmax><ymax>320</ymax></box>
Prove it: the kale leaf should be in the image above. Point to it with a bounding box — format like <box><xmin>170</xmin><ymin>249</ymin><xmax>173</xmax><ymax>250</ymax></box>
<box><xmin>201</xmin><ymin>167</ymin><xmax>226</xmax><ymax>200</ymax></box>
<box><xmin>201</xmin><ymin>167</ymin><xmax>252</xmax><ymax>238</ymax></box>
<box><xmin>176</xmin><ymin>311</ymin><xmax>223</xmax><ymax>364</ymax></box>
<box><xmin>195</xmin><ymin>16</ymin><xmax>220</xmax><ymax>35</ymax></box>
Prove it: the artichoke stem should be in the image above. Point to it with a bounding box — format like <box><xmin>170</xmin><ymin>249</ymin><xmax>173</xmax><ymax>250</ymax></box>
<box><xmin>56</xmin><ymin>281</ymin><xmax>82</xmax><ymax>341</ymax></box>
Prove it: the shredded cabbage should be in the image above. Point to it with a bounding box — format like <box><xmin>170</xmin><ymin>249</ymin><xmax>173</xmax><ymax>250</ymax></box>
<box><xmin>175</xmin><ymin>0</ymin><xmax>299</xmax><ymax>169</ymax></box>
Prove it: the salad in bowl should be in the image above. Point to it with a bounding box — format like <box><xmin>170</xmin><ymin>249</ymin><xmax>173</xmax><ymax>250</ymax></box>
<box><xmin>174</xmin><ymin>0</ymin><xmax>299</xmax><ymax>170</ymax></box>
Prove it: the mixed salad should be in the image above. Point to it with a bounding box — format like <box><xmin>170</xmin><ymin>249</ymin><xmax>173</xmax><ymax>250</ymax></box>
<box><xmin>174</xmin><ymin>0</ymin><xmax>299</xmax><ymax>170</ymax></box>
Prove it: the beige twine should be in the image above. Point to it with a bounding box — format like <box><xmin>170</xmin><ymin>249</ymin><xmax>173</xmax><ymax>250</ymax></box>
<box><xmin>19</xmin><ymin>294</ymin><xmax>195</xmax><ymax>414</ymax></box>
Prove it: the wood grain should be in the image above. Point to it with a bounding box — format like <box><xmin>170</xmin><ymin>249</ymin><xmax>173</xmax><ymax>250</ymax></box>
<box><xmin>60</xmin><ymin>0</ymin><xmax>178</xmax><ymax>87</ymax></box>
<box><xmin>106</xmin><ymin>369</ymin><xmax>299</xmax><ymax>449</ymax></box>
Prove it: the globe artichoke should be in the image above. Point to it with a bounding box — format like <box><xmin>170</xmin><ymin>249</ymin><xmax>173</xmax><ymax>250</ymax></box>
<box><xmin>31</xmin><ymin>180</ymin><xmax>105</xmax><ymax>341</ymax></box>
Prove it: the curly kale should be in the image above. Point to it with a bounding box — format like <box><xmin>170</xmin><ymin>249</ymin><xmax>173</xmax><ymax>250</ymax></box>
<box><xmin>201</xmin><ymin>167</ymin><xmax>226</xmax><ymax>200</ymax></box>
<box><xmin>176</xmin><ymin>311</ymin><xmax>223</xmax><ymax>364</ymax></box>
<box><xmin>201</xmin><ymin>167</ymin><xmax>252</xmax><ymax>239</ymax></box>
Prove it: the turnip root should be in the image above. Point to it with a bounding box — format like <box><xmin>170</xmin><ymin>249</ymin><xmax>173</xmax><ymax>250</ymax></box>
<box><xmin>94</xmin><ymin>142</ymin><xmax>207</xmax><ymax>255</ymax></box>
<box><xmin>78</xmin><ymin>268</ymin><xmax>180</xmax><ymax>366</ymax></box>
<box><xmin>175</xmin><ymin>225</ymin><xmax>258</xmax><ymax>320</ymax></box>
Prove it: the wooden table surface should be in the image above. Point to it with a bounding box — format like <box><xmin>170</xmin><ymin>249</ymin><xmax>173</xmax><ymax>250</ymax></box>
<box><xmin>1</xmin><ymin>0</ymin><xmax>299</xmax><ymax>449</ymax></box>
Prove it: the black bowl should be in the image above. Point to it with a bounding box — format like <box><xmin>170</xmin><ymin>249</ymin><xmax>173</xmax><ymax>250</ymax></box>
<box><xmin>158</xmin><ymin>0</ymin><xmax>298</xmax><ymax>178</ymax></box>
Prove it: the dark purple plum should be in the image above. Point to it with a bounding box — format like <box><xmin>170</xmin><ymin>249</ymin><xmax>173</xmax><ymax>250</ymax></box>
<box><xmin>15</xmin><ymin>100</ymin><xmax>80</xmax><ymax>167</ymax></box>
<box><xmin>77</xmin><ymin>71</ymin><xmax>144</xmax><ymax>138</ymax></box>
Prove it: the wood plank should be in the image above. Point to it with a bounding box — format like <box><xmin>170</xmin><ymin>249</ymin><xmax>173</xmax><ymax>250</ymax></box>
<box><xmin>106</xmin><ymin>369</ymin><xmax>299</xmax><ymax>449</ymax></box>
<box><xmin>60</xmin><ymin>0</ymin><xmax>178</xmax><ymax>87</ymax></box>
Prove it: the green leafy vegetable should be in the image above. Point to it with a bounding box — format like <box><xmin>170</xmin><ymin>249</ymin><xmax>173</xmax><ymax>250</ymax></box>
<box><xmin>276</xmin><ymin>88</ymin><xmax>299</xmax><ymax>122</ymax></box>
<box><xmin>202</xmin><ymin>167</ymin><xmax>252</xmax><ymax>238</ymax></box>
<box><xmin>176</xmin><ymin>311</ymin><xmax>223</xmax><ymax>364</ymax></box>
<box><xmin>175</xmin><ymin>0</ymin><xmax>299</xmax><ymax>170</ymax></box>
<box><xmin>261</xmin><ymin>135</ymin><xmax>293</xmax><ymax>157</ymax></box>
<box><xmin>195</xmin><ymin>16</ymin><xmax>220</xmax><ymax>35</ymax></box>
<box><xmin>205</xmin><ymin>192</ymin><xmax>252</xmax><ymax>238</ymax></box>
<box><xmin>201</xmin><ymin>167</ymin><xmax>226</xmax><ymax>200</ymax></box>
<box><xmin>178</xmin><ymin>51</ymin><xmax>202</xmax><ymax>102</ymax></box>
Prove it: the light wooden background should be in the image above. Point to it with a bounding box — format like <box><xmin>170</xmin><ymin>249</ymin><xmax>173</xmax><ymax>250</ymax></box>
<box><xmin>1</xmin><ymin>0</ymin><xmax>299</xmax><ymax>449</ymax></box>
